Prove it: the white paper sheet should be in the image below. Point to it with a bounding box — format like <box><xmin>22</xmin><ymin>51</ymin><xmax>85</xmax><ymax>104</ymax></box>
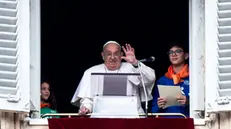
<box><xmin>157</xmin><ymin>85</ymin><xmax>182</xmax><ymax>109</ymax></box>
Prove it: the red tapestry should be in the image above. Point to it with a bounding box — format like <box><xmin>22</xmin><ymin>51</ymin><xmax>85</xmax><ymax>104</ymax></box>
<box><xmin>48</xmin><ymin>117</ymin><xmax>194</xmax><ymax>129</ymax></box>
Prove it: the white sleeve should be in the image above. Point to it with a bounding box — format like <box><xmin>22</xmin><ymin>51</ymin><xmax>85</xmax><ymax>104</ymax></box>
<box><xmin>129</xmin><ymin>62</ymin><xmax>156</xmax><ymax>101</ymax></box>
<box><xmin>71</xmin><ymin>69</ymin><xmax>93</xmax><ymax>107</ymax></box>
<box><xmin>129</xmin><ymin>62</ymin><xmax>156</xmax><ymax>87</ymax></box>
<box><xmin>137</xmin><ymin>62</ymin><xmax>156</xmax><ymax>86</ymax></box>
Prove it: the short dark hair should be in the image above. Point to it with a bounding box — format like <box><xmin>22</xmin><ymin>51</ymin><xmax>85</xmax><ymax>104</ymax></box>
<box><xmin>168</xmin><ymin>42</ymin><xmax>189</xmax><ymax>53</ymax></box>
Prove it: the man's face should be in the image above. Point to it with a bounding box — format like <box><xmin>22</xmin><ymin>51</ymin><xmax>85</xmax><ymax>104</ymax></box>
<box><xmin>101</xmin><ymin>43</ymin><xmax>123</xmax><ymax>70</ymax></box>
<box><xmin>168</xmin><ymin>46</ymin><xmax>188</xmax><ymax>66</ymax></box>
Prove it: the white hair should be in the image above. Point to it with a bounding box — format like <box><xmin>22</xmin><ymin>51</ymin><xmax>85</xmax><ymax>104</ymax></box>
<box><xmin>103</xmin><ymin>41</ymin><xmax>121</xmax><ymax>50</ymax></box>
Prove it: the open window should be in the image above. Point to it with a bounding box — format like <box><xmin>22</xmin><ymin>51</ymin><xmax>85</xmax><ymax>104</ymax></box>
<box><xmin>0</xmin><ymin>0</ymin><xmax>30</xmax><ymax>112</ymax></box>
<box><xmin>0</xmin><ymin>0</ymin><xmax>211</xmax><ymax>126</ymax></box>
<box><xmin>205</xmin><ymin>0</ymin><xmax>231</xmax><ymax>113</ymax></box>
<box><xmin>37</xmin><ymin>0</ymin><xmax>205</xmax><ymax>123</ymax></box>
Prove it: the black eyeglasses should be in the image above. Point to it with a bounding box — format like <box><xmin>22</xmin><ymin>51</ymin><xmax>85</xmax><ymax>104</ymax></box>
<box><xmin>167</xmin><ymin>49</ymin><xmax>184</xmax><ymax>55</ymax></box>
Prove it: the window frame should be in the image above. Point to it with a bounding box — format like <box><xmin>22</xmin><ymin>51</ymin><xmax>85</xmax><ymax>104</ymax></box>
<box><xmin>29</xmin><ymin>0</ymin><xmax>209</xmax><ymax>126</ymax></box>
<box><xmin>189</xmin><ymin>0</ymin><xmax>206</xmax><ymax>120</ymax></box>
<box><xmin>29</xmin><ymin>0</ymin><xmax>41</xmax><ymax>118</ymax></box>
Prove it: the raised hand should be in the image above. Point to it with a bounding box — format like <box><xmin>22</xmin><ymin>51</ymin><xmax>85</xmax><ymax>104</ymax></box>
<box><xmin>121</xmin><ymin>43</ymin><xmax>138</xmax><ymax>65</ymax></box>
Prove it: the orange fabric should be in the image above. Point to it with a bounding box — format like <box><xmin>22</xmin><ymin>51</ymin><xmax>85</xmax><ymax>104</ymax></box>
<box><xmin>41</xmin><ymin>103</ymin><xmax>51</xmax><ymax>108</ymax></box>
<box><xmin>165</xmin><ymin>64</ymin><xmax>189</xmax><ymax>84</ymax></box>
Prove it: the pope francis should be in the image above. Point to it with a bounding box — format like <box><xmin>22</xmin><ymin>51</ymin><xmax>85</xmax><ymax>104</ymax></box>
<box><xmin>71</xmin><ymin>41</ymin><xmax>156</xmax><ymax>116</ymax></box>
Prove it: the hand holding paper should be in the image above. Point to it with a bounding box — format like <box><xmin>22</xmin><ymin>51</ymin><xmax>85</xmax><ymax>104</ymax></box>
<box><xmin>176</xmin><ymin>95</ymin><xmax>188</xmax><ymax>105</ymax></box>
<box><xmin>157</xmin><ymin>85</ymin><xmax>183</xmax><ymax>109</ymax></box>
<box><xmin>157</xmin><ymin>97</ymin><xmax>167</xmax><ymax>108</ymax></box>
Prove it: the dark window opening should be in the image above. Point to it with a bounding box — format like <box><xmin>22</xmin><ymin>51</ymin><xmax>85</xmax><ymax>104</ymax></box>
<box><xmin>41</xmin><ymin>1</ymin><xmax>189</xmax><ymax>113</ymax></box>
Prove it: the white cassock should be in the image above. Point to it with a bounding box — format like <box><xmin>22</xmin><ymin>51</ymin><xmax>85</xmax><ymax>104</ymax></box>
<box><xmin>71</xmin><ymin>62</ymin><xmax>156</xmax><ymax>114</ymax></box>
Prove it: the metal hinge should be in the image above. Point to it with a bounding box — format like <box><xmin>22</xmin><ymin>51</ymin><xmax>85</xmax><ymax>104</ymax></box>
<box><xmin>216</xmin><ymin>96</ymin><xmax>230</xmax><ymax>105</ymax></box>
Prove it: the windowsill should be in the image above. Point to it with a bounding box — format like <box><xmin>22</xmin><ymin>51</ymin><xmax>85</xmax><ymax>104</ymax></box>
<box><xmin>194</xmin><ymin>118</ymin><xmax>206</xmax><ymax>126</ymax></box>
<box><xmin>28</xmin><ymin>118</ymin><xmax>207</xmax><ymax>126</ymax></box>
<box><xmin>29</xmin><ymin>118</ymin><xmax>48</xmax><ymax>126</ymax></box>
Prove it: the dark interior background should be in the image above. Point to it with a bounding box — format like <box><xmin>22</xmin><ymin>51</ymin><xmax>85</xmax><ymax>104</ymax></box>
<box><xmin>41</xmin><ymin>0</ymin><xmax>189</xmax><ymax>113</ymax></box>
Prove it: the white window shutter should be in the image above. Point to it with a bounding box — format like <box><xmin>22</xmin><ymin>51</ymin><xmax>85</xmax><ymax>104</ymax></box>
<box><xmin>205</xmin><ymin>0</ymin><xmax>231</xmax><ymax>112</ymax></box>
<box><xmin>0</xmin><ymin>0</ymin><xmax>30</xmax><ymax>112</ymax></box>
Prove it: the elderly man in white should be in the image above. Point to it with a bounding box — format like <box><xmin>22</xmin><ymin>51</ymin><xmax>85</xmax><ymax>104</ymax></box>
<box><xmin>71</xmin><ymin>41</ymin><xmax>156</xmax><ymax>116</ymax></box>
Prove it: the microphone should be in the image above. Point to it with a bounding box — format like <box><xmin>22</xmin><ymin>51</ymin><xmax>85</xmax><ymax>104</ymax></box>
<box><xmin>139</xmin><ymin>56</ymin><xmax>155</xmax><ymax>62</ymax></box>
<box><xmin>137</xmin><ymin>56</ymin><xmax>155</xmax><ymax>117</ymax></box>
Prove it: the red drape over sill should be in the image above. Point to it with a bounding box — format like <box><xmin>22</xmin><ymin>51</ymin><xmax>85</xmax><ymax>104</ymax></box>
<box><xmin>48</xmin><ymin>117</ymin><xmax>194</xmax><ymax>129</ymax></box>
